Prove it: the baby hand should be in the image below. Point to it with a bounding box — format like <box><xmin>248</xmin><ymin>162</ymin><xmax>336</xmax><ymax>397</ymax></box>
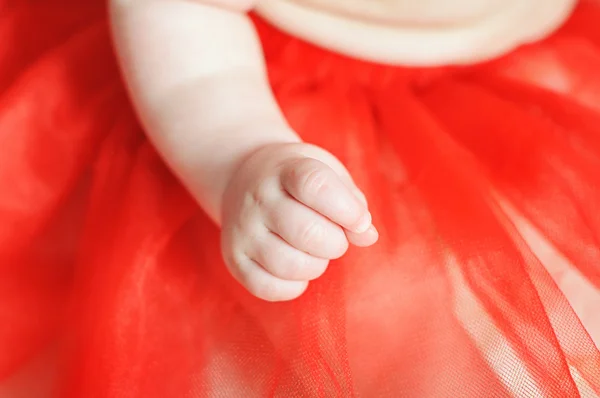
<box><xmin>221</xmin><ymin>142</ymin><xmax>378</xmax><ymax>301</ymax></box>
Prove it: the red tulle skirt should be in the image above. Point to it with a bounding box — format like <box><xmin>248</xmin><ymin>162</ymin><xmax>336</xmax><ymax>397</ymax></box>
<box><xmin>2</xmin><ymin>1</ymin><xmax>600</xmax><ymax>396</ymax></box>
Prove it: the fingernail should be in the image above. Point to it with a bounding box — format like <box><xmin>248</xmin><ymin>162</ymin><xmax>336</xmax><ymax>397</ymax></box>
<box><xmin>367</xmin><ymin>224</ymin><xmax>378</xmax><ymax>237</ymax></box>
<box><xmin>354</xmin><ymin>212</ymin><xmax>372</xmax><ymax>233</ymax></box>
<box><xmin>363</xmin><ymin>224</ymin><xmax>379</xmax><ymax>245</ymax></box>
<box><xmin>367</xmin><ymin>224</ymin><xmax>379</xmax><ymax>241</ymax></box>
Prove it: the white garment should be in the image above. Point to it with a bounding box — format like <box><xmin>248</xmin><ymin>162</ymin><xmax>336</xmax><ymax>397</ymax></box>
<box><xmin>255</xmin><ymin>0</ymin><xmax>578</xmax><ymax>65</ymax></box>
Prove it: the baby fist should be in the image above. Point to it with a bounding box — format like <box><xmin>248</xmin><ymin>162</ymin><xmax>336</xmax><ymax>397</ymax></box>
<box><xmin>221</xmin><ymin>143</ymin><xmax>377</xmax><ymax>301</ymax></box>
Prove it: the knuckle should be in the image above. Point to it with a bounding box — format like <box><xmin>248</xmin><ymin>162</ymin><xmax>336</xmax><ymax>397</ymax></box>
<box><xmin>260</xmin><ymin>245</ymin><xmax>304</xmax><ymax>280</ymax></box>
<box><xmin>299</xmin><ymin>221</ymin><xmax>324</xmax><ymax>248</ymax></box>
<box><xmin>256</xmin><ymin>245</ymin><xmax>280</xmax><ymax>274</ymax></box>
<box><xmin>282</xmin><ymin>253</ymin><xmax>308</xmax><ymax>279</ymax></box>
<box><xmin>297</xmin><ymin>163</ymin><xmax>330</xmax><ymax>197</ymax></box>
<box><xmin>246</xmin><ymin>183</ymin><xmax>270</xmax><ymax>209</ymax></box>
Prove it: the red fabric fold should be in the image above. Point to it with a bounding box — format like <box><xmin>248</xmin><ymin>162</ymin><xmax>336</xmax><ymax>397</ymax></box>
<box><xmin>1</xmin><ymin>1</ymin><xmax>599</xmax><ymax>397</ymax></box>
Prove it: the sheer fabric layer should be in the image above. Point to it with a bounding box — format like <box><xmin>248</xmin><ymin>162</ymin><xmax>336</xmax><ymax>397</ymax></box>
<box><xmin>0</xmin><ymin>1</ymin><xmax>600</xmax><ymax>397</ymax></box>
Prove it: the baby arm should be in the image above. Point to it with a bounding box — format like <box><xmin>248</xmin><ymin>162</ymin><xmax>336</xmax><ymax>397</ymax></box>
<box><xmin>110</xmin><ymin>0</ymin><xmax>378</xmax><ymax>301</ymax></box>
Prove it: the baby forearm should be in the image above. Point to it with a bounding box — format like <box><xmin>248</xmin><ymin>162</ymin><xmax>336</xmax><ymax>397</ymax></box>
<box><xmin>110</xmin><ymin>0</ymin><xmax>298</xmax><ymax>222</ymax></box>
<box><xmin>138</xmin><ymin>74</ymin><xmax>300</xmax><ymax>223</ymax></box>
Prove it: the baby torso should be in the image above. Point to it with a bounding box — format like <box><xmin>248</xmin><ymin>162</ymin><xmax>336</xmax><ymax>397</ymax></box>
<box><xmin>255</xmin><ymin>0</ymin><xmax>577</xmax><ymax>65</ymax></box>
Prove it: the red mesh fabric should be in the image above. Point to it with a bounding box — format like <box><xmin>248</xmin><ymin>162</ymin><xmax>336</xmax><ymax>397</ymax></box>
<box><xmin>1</xmin><ymin>1</ymin><xmax>600</xmax><ymax>397</ymax></box>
